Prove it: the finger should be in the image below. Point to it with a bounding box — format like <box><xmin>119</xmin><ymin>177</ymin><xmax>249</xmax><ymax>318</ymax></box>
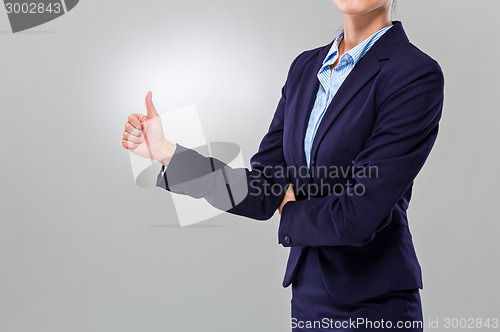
<box><xmin>145</xmin><ymin>91</ymin><xmax>159</xmax><ymax>118</ymax></box>
<box><xmin>122</xmin><ymin>139</ymin><xmax>139</xmax><ymax>150</ymax></box>
<box><xmin>128</xmin><ymin>113</ymin><xmax>146</xmax><ymax>128</ymax></box>
<box><xmin>124</xmin><ymin>122</ymin><xmax>143</xmax><ymax>137</ymax></box>
<box><xmin>122</xmin><ymin>132</ymin><xmax>144</xmax><ymax>144</ymax></box>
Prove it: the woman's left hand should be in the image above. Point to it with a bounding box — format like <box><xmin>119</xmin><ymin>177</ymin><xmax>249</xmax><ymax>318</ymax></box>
<box><xmin>278</xmin><ymin>184</ymin><xmax>296</xmax><ymax>215</ymax></box>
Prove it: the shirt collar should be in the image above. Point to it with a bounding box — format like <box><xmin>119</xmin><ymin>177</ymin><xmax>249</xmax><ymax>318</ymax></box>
<box><xmin>322</xmin><ymin>24</ymin><xmax>393</xmax><ymax>69</ymax></box>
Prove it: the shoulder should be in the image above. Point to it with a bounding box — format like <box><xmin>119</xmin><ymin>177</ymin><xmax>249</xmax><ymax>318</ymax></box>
<box><xmin>373</xmin><ymin>43</ymin><xmax>445</xmax><ymax>120</ymax></box>
<box><xmin>374</xmin><ymin>42</ymin><xmax>445</xmax><ymax>103</ymax></box>
<box><xmin>383</xmin><ymin>42</ymin><xmax>443</xmax><ymax>82</ymax></box>
<box><xmin>288</xmin><ymin>39</ymin><xmax>443</xmax><ymax>80</ymax></box>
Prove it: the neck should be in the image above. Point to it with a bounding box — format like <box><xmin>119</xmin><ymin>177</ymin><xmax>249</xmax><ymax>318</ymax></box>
<box><xmin>341</xmin><ymin>7</ymin><xmax>392</xmax><ymax>52</ymax></box>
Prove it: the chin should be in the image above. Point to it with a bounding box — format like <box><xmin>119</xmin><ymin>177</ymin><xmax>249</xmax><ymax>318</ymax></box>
<box><xmin>332</xmin><ymin>0</ymin><xmax>391</xmax><ymax>15</ymax></box>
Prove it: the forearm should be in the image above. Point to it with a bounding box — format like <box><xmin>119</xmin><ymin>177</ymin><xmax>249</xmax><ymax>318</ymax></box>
<box><xmin>156</xmin><ymin>143</ymin><xmax>289</xmax><ymax>220</ymax></box>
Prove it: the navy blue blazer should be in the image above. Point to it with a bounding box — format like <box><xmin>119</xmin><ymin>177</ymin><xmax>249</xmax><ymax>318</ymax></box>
<box><xmin>157</xmin><ymin>21</ymin><xmax>444</xmax><ymax>304</ymax></box>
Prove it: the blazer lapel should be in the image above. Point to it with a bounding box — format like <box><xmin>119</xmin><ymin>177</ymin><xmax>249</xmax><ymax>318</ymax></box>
<box><xmin>309</xmin><ymin>52</ymin><xmax>381</xmax><ymax>165</ymax></box>
<box><xmin>290</xmin><ymin>21</ymin><xmax>409</xmax><ymax>178</ymax></box>
<box><xmin>309</xmin><ymin>21</ymin><xmax>408</xmax><ymax>166</ymax></box>
<box><xmin>290</xmin><ymin>45</ymin><xmax>331</xmax><ymax>179</ymax></box>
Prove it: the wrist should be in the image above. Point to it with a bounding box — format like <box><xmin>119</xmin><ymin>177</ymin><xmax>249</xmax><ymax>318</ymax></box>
<box><xmin>154</xmin><ymin>139</ymin><xmax>176</xmax><ymax>166</ymax></box>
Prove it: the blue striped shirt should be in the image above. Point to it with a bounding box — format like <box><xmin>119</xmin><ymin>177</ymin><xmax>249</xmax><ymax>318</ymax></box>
<box><xmin>304</xmin><ymin>25</ymin><xmax>393</xmax><ymax>168</ymax></box>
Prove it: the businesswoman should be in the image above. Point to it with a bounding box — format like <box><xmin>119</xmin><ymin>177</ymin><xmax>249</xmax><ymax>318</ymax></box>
<box><xmin>121</xmin><ymin>0</ymin><xmax>444</xmax><ymax>330</ymax></box>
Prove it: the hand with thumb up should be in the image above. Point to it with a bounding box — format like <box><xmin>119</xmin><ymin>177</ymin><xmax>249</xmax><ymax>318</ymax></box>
<box><xmin>121</xmin><ymin>91</ymin><xmax>176</xmax><ymax>165</ymax></box>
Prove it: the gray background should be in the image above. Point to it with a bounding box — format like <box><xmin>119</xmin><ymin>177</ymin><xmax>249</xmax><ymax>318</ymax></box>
<box><xmin>1</xmin><ymin>0</ymin><xmax>499</xmax><ymax>331</ymax></box>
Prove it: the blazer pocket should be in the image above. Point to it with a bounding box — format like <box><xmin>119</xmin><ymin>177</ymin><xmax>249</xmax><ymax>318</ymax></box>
<box><xmin>384</xmin><ymin>222</ymin><xmax>405</xmax><ymax>231</ymax></box>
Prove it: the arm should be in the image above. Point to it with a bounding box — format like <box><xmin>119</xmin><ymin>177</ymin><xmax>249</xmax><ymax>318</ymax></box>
<box><xmin>278</xmin><ymin>58</ymin><xmax>445</xmax><ymax>247</ymax></box>
<box><xmin>154</xmin><ymin>57</ymin><xmax>302</xmax><ymax>220</ymax></box>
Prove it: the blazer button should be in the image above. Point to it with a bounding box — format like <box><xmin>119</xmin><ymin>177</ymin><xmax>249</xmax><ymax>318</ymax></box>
<box><xmin>284</xmin><ymin>236</ymin><xmax>291</xmax><ymax>245</ymax></box>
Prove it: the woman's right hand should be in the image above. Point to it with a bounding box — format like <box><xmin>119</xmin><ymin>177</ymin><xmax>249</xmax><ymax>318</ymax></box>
<box><xmin>121</xmin><ymin>91</ymin><xmax>176</xmax><ymax>165</ymax></box>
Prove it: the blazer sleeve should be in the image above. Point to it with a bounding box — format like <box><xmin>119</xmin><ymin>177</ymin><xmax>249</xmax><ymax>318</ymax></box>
<box><xmin>278</xmin><ymin>57</ymin><xmax>445</xmax><ymax>247</ymax></box>
<box><xmin>155</xmin><ymin>55</ymin><xmax>301</xmax><ymax>220</ymax></box>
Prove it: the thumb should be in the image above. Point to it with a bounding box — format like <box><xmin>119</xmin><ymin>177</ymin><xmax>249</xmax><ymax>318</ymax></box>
<box><xmin>145</xmin><ymin>91</ymin><xmax>159</xmax><ymax>118</ymax></box>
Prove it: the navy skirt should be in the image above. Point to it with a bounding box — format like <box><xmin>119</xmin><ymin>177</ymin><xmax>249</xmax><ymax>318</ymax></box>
<box><xmin>291</xmin><ymin>247</ymin><xmax>423</xmax><ymax>331</ymax></box>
